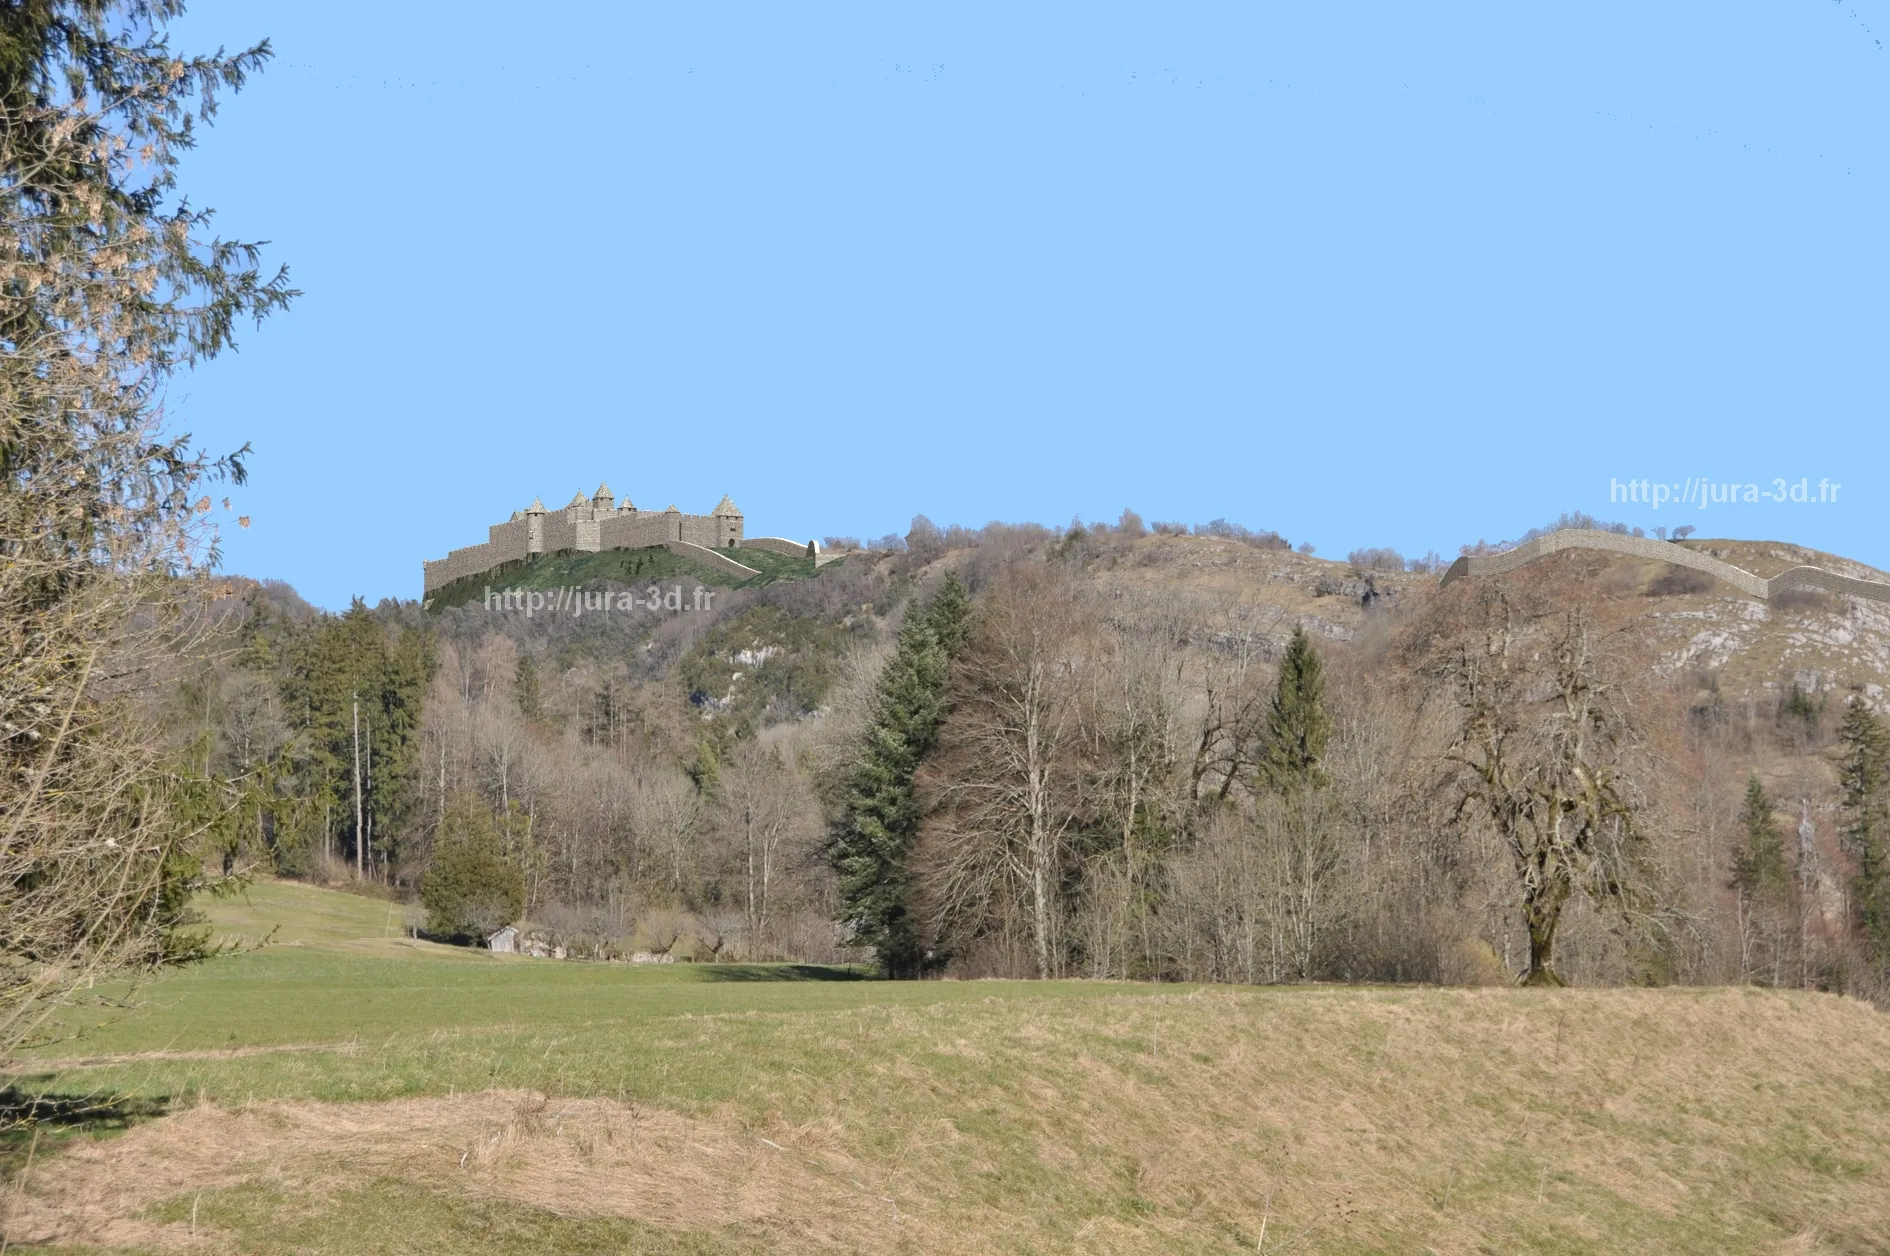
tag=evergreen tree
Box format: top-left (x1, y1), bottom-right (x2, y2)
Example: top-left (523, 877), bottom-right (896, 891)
top-left (689, 738), bottom-right (721, 798)
top-left (421, 793), bottom-right (524, 944)
top-left (514, 655), bottom-right (544, 721)
top-left (927, 572), bottom-right (973, 656)
top-left (0, 0), bottom-right (291, 1060)
top-left (1838, 701), bottom-right (1890, 968)
top-left (1257, 625), bottom-right (1331, 793)
top-left (831, 575), bottom-right (972, 977)
top-left (274, 602), bottom-right (434, 878)
top-left (1732, 775), bottom-right (1790, 901)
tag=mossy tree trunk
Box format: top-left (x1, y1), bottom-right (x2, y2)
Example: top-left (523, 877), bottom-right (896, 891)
top-left (1437, 590), bottom-right (1644, 990)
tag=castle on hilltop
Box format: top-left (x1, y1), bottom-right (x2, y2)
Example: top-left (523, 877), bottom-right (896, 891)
top-left (423, 485), bottom-right (821, 595)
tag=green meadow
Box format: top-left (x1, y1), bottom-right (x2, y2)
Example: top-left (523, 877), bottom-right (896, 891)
top-left (5, 880), bottom-right (1890, 1255)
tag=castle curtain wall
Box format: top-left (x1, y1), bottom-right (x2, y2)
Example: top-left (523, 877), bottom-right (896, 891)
top-left (425, 499), bottom-right (749, 594)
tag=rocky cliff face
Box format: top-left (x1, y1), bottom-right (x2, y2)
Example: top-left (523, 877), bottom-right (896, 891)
top-left (1081, 532), bottom-right (1890, 708)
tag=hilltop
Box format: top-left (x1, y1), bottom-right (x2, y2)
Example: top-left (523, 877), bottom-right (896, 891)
top-left (417, 523), bottom-right (1890, 710)
top-left (424, 543), bottom-right (841, 610)
top-left (1056, 530), bottom-right (1890, 699)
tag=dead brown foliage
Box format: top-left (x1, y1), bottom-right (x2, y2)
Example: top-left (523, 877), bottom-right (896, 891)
top-left (4, 1090), bottom-right (911, 1251)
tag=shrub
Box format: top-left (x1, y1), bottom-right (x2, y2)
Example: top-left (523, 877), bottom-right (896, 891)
top-left (1773, 586), bottom-right (1832, 613)
top-left (421, 794), bottom-right (524, 944)
top-left (1348, 547), bottom-right (1405, 573)
top-left (1194, 519), bottom-right (1291, 550)
top-left (1645, 565), bottom-right (1715, 597)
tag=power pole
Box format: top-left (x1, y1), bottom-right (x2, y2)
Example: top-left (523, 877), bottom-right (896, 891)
top-left (364, 718), bottom-right (374, 882)
top-left (352, 692), bottom-right (363, 880)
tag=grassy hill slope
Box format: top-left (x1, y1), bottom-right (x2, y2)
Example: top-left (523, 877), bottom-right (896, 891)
top-left (4, 882), bottom-right (1888, 1254)
top-left (426, 546), bottom-right (838, 610)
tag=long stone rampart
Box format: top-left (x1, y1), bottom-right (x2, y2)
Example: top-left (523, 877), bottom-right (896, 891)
top-left (664, 541), bottom-right (760, 578)
top-left (740, 536), bottom-right (816, 558)
top-left (1439, 530), bottom-right (1890, 604)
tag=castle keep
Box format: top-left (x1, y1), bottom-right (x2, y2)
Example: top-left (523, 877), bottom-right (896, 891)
top-left (422, 486), bottom-right (817, 595)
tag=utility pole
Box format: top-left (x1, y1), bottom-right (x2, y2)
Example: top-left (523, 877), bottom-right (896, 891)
top-left (364, 717), bottom-right (373, 881)
top-left (352, 692), bottom-right (363, 879)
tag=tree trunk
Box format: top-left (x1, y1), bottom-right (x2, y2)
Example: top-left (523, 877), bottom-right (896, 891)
top-left (1520, 880), bottom-right (1569, 986)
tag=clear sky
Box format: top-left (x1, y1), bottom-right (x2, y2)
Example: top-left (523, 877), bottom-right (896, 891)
top-left (163, 2), bottom-right (1888, 609)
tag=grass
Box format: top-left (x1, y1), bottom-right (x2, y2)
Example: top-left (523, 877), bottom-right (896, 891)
top-left (4, 881), bottom-right (1890, 1253)
top-left (426, 546), bottom-right (841, 609)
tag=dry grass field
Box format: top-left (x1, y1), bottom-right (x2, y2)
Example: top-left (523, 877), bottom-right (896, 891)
top-left (3, 882), bottom-right (1889, 1254)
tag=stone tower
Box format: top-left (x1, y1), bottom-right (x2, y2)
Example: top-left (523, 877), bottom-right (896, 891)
top-left (525, 497), bottom-right (547, 555)
top-left (713, 494), bottom-right (743, 549)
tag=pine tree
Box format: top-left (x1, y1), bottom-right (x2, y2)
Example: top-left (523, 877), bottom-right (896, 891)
top-left (1256, 625), bottom-right (1330, 793)
top-left (831, 576), bottom-right (971, 977)
top-left (927, 572), bottom-right (973, 657)
top-left (274, 602), bottom-right (434, 878)
top-left (1732, 775), bottom-right (1789, 901)
top-left (514, 655), bottom-right (544, 721)
top-left (1838, 701), bottom-right (1890, 968)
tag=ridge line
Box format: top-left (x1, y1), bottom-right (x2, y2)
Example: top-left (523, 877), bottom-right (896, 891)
top-left (1437, 529), bottom-right (1890, 604)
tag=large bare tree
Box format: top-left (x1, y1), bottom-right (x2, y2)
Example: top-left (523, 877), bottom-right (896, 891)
top-left (917, 563), bottom-right (1093, 977)
top-left (1434, 589), bottom-right (1645, 985)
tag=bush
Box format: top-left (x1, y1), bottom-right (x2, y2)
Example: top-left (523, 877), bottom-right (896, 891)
top-left (421, 794), bottom-right (524, 944)
top-left (1773, 586), bottom-right (1832, 613)
top-left (1348, 547), bottom-right (1405, 573)
top-left (1645, 565), bottom-right (1715, 597)
top-left (1193, 519), bottom-right (1291, 550)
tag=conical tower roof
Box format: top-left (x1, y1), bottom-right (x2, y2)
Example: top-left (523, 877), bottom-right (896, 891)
top-left (713, 494), bottom-right (743, 517)
top-left (526, 497), bottom-right (547, 514)
top-left (567, 490), bottom-right (590, 509)
top-left (593, 482), bottom-right (613, 502)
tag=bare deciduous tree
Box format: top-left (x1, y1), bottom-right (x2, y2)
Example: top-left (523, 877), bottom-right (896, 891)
top-left (1435, 590), bottom-right (1646, 985)
top-left (917, 564), bottom-right (1092, 977)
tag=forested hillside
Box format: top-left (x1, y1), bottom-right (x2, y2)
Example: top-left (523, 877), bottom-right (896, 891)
top-left (164, 514), bottom-right (1890, 1000)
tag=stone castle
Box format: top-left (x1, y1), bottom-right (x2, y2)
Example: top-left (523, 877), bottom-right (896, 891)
top-left (423, 485), bottom-right (821, 595)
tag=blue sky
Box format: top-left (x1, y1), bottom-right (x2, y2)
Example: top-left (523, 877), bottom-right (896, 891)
top-left (165, 2), bottom-right (1888, 609)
